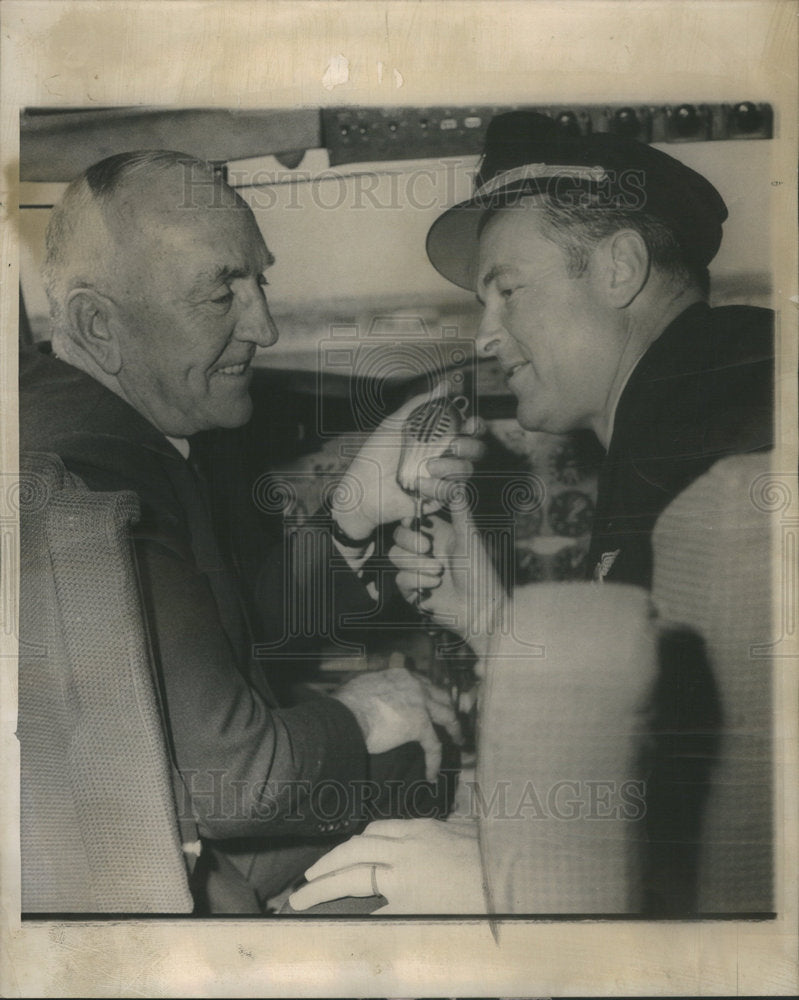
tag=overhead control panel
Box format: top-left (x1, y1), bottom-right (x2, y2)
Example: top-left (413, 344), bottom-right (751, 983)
top-left (322, 102), bottom-right (773, 166)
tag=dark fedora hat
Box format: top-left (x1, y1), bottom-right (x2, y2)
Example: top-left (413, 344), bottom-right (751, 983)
top-left (426, 110), bottom-right (728, 290)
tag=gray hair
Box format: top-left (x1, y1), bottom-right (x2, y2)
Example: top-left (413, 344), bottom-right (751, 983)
top-left (43, 150), bottom-right (218, 339)
top-left (483, 194), bottom-right (710, 297)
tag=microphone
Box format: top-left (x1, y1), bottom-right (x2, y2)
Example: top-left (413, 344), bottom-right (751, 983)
top-left (396, 393), bottom-right (469, 602)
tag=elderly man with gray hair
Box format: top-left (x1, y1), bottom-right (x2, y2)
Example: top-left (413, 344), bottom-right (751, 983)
top-left (20, 149), bottom-right (483, 913)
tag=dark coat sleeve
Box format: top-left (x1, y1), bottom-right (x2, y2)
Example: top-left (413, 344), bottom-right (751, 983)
top-left (188, 424), bottom-right (378, 658)
top-left (47, 430), bottom-right (370, 840)
top-left (252, 513), bottom-right (384, 659)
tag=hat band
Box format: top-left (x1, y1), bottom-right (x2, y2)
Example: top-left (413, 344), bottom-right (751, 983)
top-left (475, 162), bottom-right (608, 199)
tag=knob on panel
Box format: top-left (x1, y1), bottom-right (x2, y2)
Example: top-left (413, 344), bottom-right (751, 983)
top-left (555, 111), bottom-right (581, 137)
top-left (674, 104), bottom-right (699, 136)
top-left (733, 101), bottom-right (763, 133)
top-left (612, 107), bottom-right (640, 137)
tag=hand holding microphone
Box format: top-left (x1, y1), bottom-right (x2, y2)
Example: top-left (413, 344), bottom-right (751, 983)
top-left (389, 504), bottom-right (505, 664)
top-left (330, 381), bottom-right (485, 543)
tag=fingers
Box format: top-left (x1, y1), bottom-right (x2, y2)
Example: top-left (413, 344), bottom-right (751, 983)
top-left (462, 415), bottom-right (487, 438)
top-left (395, 570), bottom-right (441, 606)
top-left (418, 720), bottom-right (443, 783)
top-left (425, 455), bottom-right (475, 480)
top-left (289, 864), bottom-right (386, 910)
top-left (396, 515), bottom-right (452, 542)
top-left (449, 501), bottom-right (478, 546)
top-left (419, 498), bottom-right (443, 517)
top-left (419, 680), bottom-right (462, 745)
top-left (416, 592), bottom-right (437, 616)
top-left (400, 515), bottom-right (456, 548)
top-left (394, 568), bottom-right (442, 600)
top-left (304, 837), bottom-right (399, 881)
top-left (388, 546), bottom-right (443, 575)
top-left (417, 675), bottom-right (455, 710)
top-left (361, 817), bottom-right (434, 838)
top-left (439, 434), bottom-right (485, 463)
top-left (390, 523), bottom-right (445, 585)
top-left (394, 570), bottom-right (442, 593)
top-left (393, 522), bottom-right (433, 553)
top-left (416, 475), bottom-right (465, 506)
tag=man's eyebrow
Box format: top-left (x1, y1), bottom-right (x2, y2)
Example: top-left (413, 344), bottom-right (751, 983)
top-left (481, 264), bottom-right (516, 289)
top-left (476, 263), bottom-right (515, 305)
top-left (193, 252), bottom-right (276, 288)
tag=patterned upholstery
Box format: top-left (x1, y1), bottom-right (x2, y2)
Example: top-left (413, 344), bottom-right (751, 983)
top-left (479, 583), bottom-right (657, 914)
top-left (479, 452), bottom-right (773, 914)
top-left (652, 451), bottom-right (773, 913)
top-left (19, 452), bottom-right (194, 913)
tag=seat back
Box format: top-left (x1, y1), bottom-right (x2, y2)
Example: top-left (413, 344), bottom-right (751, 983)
top-left (652, 451), bottom-right (773, 913)
top-left (19, 452), bottom-right (194, 913)
top-left (478, 582), bottom-right (658, 914)
top-left (478, 452), bottom-right (774, 916)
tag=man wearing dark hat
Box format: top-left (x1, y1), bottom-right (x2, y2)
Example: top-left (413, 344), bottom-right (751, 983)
top-left (426, 110), bottom-right (774, 588)
top-left (287, 113), bottom-right (775, 916)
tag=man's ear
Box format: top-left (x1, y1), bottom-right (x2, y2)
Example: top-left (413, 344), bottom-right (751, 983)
top-left (65, 288), bottom-right (123, 375)
top-left (601, 229), bottom-right (650, 308)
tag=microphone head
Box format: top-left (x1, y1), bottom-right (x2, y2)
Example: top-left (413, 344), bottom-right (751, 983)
top-left (397, 396), bottom-right (469, 495)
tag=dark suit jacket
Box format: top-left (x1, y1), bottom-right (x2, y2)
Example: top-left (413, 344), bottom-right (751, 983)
top-left (20, 346), bottom-right (374, 844)
top-left (587, 302), bottom-right (774, 588)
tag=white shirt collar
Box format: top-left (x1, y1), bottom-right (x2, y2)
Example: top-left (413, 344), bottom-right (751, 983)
top-left (165, 436), bottom-right (190, 459)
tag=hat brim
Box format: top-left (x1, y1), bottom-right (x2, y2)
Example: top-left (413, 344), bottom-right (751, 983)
top-left (426, 179), bottom-right (570, 292)
top-left (427, 163), bottom-right (727, 292)
top-left (426, 199), bottom-right (489, 293)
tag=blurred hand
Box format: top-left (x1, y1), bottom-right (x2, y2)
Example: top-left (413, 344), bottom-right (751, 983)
top-left (390, 507), bottom-right (505, 662)
top-left (288, 817), bottom-right (486, 914)
top-left (332, 658), bottom-right (461, 782)
top-left (331, 382), bottom-right (486, 541)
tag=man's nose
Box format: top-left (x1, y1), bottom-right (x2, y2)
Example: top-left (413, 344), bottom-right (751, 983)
top-left (476, 306), bottom-right (503, 358)
top-left (235, 283), bottom-right (279, 348)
